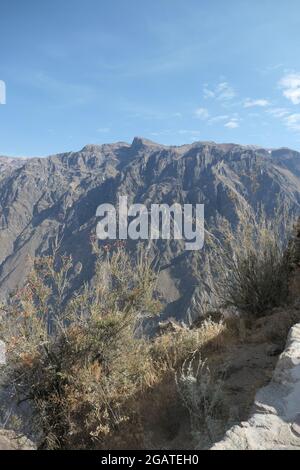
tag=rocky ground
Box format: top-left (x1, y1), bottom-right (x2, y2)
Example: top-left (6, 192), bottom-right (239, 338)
top-left (212, 323), bottom-right (300, 449)
top-left (0, 430), bottom-right (35, 450)
top-left (210, 227), bottom-right (300, 450)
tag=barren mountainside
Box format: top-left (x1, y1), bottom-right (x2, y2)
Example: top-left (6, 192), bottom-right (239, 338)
top-left (0, 138), bottom-right (300, 320)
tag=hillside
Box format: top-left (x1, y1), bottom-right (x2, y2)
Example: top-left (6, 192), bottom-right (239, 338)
top-left (0, 139), bottom-right (300, 322)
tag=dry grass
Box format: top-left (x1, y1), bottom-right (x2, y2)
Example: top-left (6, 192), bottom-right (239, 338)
top-left (1, 244), bottom-right (162, 449)
top-left (2, 208), bottom-right (295, 449)
top-left (0, 241), bottom-right (234, 450)
top-left (175, 354), bottom-right (225, 444)
top-left (151, 319), bottom-right (230, 372)
top-left (203, 207), bottom-right (294, 317)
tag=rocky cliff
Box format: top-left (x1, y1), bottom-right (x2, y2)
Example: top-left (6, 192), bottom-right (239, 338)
top-left (0, 139), bottom-right (300, 321)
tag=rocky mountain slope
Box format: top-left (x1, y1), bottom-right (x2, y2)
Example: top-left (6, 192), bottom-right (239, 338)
top-left (0, 138), bottom-right (300, 320)
top-left (0, 156), bottom-right (27, 180)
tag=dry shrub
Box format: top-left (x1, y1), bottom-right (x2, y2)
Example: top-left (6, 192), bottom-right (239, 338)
top-left (175, 354), bottom-right (225, 444)
top-left (0, 241), bottom-right (236, 450)
top-left (151, 319), bottom-right (229, 371)
top-left (1, 245), bottom-right (161, 449)
top-left (204, 207), bottom-right (294, 317)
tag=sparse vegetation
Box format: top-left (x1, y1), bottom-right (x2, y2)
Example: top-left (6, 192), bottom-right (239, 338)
top-left (0, 243), bottom-right (231, 449)
top-left (152, 319), bottom-right (229, 371)
top-left (175, 354), bottom-right (225, 444)
top-left (0, 211), bottom-right (298, 450)
top-left (204, 208), bottom-right (293, 317)
top-left (1, 245), bottom-right (162, 448)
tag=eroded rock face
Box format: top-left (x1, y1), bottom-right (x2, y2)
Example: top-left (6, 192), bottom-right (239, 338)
top-left (1, 139), bottom-right (300, 322)
top-left (211, 323), bottom-right (300, 450)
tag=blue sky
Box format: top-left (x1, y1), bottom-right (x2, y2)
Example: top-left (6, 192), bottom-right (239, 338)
top-left (1, 0), bottom-right (300, 156)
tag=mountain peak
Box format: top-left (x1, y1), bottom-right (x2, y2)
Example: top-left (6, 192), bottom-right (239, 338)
top-left (80, 144), bottom-right (103, 153)
top-left (131, 137), bottom-right (163, 149)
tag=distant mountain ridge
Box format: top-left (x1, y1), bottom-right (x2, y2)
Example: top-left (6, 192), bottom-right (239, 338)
top-left (0, 138), bottom-right (300, 321)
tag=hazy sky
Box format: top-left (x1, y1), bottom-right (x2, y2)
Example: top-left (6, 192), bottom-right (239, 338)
top-left (1, 0), bottom-right (300, 156)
